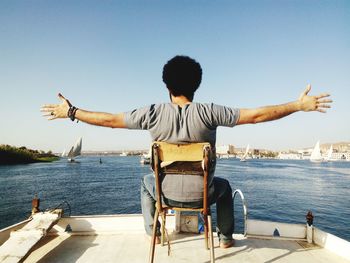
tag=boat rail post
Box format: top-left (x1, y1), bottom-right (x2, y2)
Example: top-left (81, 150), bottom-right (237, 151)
top-left (31, 194), bottom-right (40, 215)
top-left (306, 211), bottom-right (314, 243)
top-left (232, 189), bottom-right (248, 236)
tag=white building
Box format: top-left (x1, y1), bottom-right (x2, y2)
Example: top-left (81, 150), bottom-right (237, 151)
top-left (330, 152), bottom-right (350, 161)
top-left (216, 145), bottom-right (235, 155)
top-left (278, 152), bottom-right (302, 160)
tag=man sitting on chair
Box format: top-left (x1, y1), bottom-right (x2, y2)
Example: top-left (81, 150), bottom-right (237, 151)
top-left (41, 55), bottom-right (332, 248)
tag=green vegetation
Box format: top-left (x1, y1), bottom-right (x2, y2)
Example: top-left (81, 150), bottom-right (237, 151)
top-left (260, 151), bottom-right (278, 158)
top-left (0, 145), bottom-right (59, 165)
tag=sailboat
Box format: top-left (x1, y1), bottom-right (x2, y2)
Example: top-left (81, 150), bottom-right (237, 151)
top-left (325, 144), bottom-right (333, 162)
top-left (61, 149), bottom-right (67, 157)
top-left (240, 144), bottom-right (250, 162)
top-left (140, 153), bottom-right (151, 165)
top-left (140, 147), bottom-right (151, 165)
top-left (310, 141), bottom-right (323, 162)
top-left (67, 137), bottom-right (82, 162)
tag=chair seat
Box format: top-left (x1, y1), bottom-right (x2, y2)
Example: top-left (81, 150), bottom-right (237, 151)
top-left (163, 206), bottom-right (205, 212)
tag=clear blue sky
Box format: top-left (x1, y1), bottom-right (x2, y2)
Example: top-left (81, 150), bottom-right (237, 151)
top-left (0, 1), bottom-right (349, 152)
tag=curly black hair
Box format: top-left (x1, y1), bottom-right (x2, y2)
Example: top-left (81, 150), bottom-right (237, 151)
top-left (162, 55), bottom-right (202, 101)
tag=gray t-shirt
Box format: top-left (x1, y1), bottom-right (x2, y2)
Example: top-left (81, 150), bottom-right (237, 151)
top-left (124, 102), bottom-right (240, 202)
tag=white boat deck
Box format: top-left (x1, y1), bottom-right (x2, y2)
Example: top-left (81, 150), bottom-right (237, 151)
top-left (24, 233), bottom-right (348, 263)
top-left (1, 214), bottom-right (349, 263)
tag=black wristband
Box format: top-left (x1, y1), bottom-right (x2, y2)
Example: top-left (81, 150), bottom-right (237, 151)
top-left (68, 106), bottom-right (79, 121)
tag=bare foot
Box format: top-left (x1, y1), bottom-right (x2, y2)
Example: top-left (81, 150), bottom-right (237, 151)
top-left (220, 239), bottom-right (235, 249)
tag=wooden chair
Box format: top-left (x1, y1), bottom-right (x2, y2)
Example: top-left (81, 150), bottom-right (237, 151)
top-left (149, 141), bottom-right (215, 263)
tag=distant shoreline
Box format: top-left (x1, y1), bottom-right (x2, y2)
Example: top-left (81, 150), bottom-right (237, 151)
top-left (77, 141), bottom-right (350, 155)
top-left (0, 145), bottom-right (59, 165)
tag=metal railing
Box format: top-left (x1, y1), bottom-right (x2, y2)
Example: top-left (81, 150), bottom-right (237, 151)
top-left (232, 189), bottom-right (248, 236)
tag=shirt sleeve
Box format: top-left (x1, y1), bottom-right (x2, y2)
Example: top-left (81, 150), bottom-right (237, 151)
top-left (124, 105), bottom-right (154, 130)
top-left (210, 103), bottom-right (240, 127)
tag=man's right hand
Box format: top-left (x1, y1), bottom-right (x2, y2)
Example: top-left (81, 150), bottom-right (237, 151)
top-left (237, 84), bottom-right (332, 125)
top-left (298, 84), bottom-right (332, 113)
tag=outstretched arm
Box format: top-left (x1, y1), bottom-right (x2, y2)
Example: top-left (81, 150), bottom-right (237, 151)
top-left (236, 85), bottom-right (332, 125)
top-left (40, 93), bottom-right (127, 128)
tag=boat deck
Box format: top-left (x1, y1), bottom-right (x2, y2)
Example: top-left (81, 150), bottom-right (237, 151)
top-left (13, 214), bottom-right (347, 263)
top-left (0, 215), bottom-right (350, 263)
top-left (24, 232), bottom-right (349, 263)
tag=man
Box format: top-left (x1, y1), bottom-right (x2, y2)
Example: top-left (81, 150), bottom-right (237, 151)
top-left (41, 55), bottom-right (332, 248)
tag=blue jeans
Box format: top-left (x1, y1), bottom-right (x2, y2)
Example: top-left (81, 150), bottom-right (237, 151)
top-left (141, 173), bottom-right (234, 241)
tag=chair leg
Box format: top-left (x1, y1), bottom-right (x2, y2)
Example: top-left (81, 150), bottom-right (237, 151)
top-left (149, 209), bottom-right (159, 263)
top-left (204, 214), bottom-right (209, 250)
top-left (161, 212), bottom-right (166, 246)
top-left (208, 215), bottom-right (215, 263)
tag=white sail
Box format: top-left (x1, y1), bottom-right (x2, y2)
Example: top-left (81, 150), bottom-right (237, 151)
top-left (67, 146), bottom-right (74, 158)
top-left (325, 144), bottom-right (333, 161)
top-left (67, 137), bottom-right (82, 159)
top-left (310, 141), bottom-right (323, 162)
top-left (61, 149), bottom-right (67, 157)
top-left (240, 144), bottom-right (250, 162)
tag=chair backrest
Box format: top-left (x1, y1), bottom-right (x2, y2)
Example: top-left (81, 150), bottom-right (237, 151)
top-left (153, 141), bottom-right (210, 161)
top-left (151, 142), bottom-right (212, 213)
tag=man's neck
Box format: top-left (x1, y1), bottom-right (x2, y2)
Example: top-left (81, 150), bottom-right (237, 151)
top-left (170, 95), bottom-right (192, 108)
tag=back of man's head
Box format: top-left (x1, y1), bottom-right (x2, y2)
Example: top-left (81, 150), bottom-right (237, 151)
top-left (162, 55), bottom-right (202, 101)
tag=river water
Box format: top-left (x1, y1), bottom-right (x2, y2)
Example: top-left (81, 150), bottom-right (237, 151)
top-left (0, 157), bottom-right (349, 241)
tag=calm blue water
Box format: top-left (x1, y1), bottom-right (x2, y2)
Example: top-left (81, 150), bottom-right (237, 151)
top-left (0, 157), bottom-right (349, 241)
